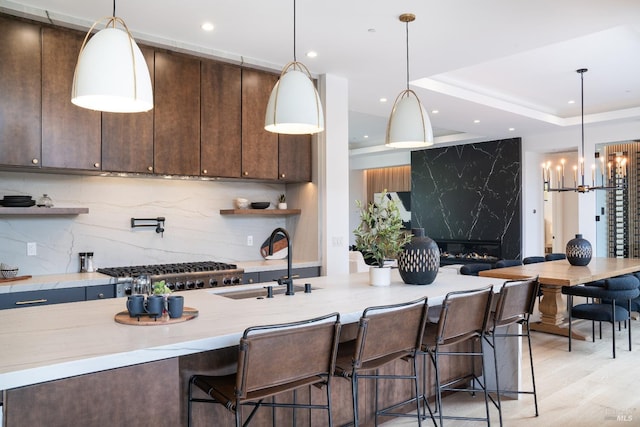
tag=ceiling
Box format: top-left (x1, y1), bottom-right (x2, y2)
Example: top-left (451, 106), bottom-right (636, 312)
top-left (2, 0), bottom-right (640, 156)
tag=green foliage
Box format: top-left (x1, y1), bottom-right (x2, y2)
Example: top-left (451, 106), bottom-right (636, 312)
top-left (152, 280), bottom-right (172, 295)
top-left (278, 194), bottom-right (286, 203)
top-left (353, 190), bottom-right (411, 267)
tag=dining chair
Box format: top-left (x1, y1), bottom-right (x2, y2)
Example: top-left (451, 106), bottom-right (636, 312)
top-left (494, 259), bottom-right (522, 269)
top-left (544, 253), bottom-right (566, 261)
top-left (421, 285), bottom-right (494, 426)
top-left (187, 312), bottom-right (341, 427)
top-left (334, 297), bottom-right (430, 427)
top-left (562, 276), bottom-right (640, 358)
top-left (459, 263), bottom-right (492, 276)
top-left (522, 256), bottom-right (545, 265)
top-left (484, 277), bottom-right (540, 426)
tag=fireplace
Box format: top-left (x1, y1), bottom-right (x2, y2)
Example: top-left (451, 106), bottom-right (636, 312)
top-left (435, 239), bottom-right (502, 266)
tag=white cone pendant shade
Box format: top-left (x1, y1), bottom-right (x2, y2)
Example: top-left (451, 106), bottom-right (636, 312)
top-left (72, 21), bottom-right (153, 113)
top-left (385, 89), bottom-right (433, 148)
top-left (265, 62), bottom-right (324, 135)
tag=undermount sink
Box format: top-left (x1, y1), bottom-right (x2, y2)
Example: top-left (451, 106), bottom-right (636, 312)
top-left (218, 284), bottom-right (317, 300)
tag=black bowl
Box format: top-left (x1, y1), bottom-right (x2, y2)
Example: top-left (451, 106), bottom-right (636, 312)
top-left (251, 202), bottom-right (270, 209)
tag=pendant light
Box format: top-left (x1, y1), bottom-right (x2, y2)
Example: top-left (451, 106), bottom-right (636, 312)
top-left (385, 13), bottom-right (433, 148)
top-left (264, 0), bottom-right (324, 135)
top-left (542, 68), bottom-right (626, 193)
top-left (71, 0), bottom-right (153, 113)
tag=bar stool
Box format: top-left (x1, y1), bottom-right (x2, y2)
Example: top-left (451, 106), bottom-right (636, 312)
top-left (484, 277), bottom-right (540, 427)
top-left (187, 312), bottom-right (341, 427)
top-left (334, 297), bottom-right (430, 427)
top-left (421, 285), bottom-right (494, 426)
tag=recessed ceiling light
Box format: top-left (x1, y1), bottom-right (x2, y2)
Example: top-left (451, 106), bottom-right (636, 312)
top-left (431, 109), bottom-right (439, 114)
top-left (201, 22), bottom-right (214, 32)
top-left (379, 97), bottom-right (387, 103)
top-left (474, 119), bottom-right (480, 123)
top-left (568, 100), bottom-right (575, 104)
top-left (364, 135), bottom-right (369, 139)
top-left (508, 127), bottom-right (515, 131)
top-left (306, 51), bottom-right (318, 58)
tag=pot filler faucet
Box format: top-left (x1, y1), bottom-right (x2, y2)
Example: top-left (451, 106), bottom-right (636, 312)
top-left (267, 227), bottom-right (294, 295)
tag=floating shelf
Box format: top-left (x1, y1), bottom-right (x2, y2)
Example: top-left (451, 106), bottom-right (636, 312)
top-left (0, 207), bottom-right (89, 215)
top-left (220, 209), bottom-right (301, 216)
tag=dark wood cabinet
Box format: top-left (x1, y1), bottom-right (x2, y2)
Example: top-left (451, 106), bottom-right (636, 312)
top-left (0, 16), bottom-right (42, 168)
top-left (101, 47), bottom-right (155, 174)
top-left (153, 51), bottom-right (201, 176)
top-left (241, 68), bottom-right (279, 180)
top-left (278, 134), bottom-right (312, 182)
top-left (41, 27), bottom-right (102, 170)
top-left (201, 60), bottom-right (242, 178)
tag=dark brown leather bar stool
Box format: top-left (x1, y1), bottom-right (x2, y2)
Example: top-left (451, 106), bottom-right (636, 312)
top-left (421, 285), bottom-right (494, 426)
top-left (187, 312), bottom-right (341, 427)
top-left (484, 277), bottom-right (540, 427)
top-left (334, 297), bottom-right (430, 427)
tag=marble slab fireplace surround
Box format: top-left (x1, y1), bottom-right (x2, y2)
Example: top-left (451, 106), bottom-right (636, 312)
top-left (411, 138), bottom-right (522, 260)
top-left (0, 171), bottom-right (303, 275)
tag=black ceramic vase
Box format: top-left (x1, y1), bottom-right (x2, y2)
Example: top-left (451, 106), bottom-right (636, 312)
top-left (398, 228), bottom-right (440, 285)
top-left (566, 234), bottom-right (592, 266)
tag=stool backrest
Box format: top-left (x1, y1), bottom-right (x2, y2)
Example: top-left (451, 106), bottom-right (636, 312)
top-left (435, 286), bottom-right (493, 346)
top-left (352, 297), bottom-right (428, 369)
top-left (492, 277), bottom-right (539, 328)
top-left (236, 313), bottom-right (341, 398)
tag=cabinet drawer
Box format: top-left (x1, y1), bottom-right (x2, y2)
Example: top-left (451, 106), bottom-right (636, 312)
top-left (86, 284), bottom-right (115, 300)
top-left (0, 287), bottom-right (85, 310)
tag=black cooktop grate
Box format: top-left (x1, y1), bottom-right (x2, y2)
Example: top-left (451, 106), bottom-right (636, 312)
top-left (97, 261), bottom-right (239, 277)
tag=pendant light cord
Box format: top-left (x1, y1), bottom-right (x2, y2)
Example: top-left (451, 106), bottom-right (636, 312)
top-left (580, 69), bottom-right (586, 186)
top-left (405, 20), bottom-right (410, 90)
top-left (293, 0), bottom-right (297, 62)
top-left (113, 0), bottom-right (116, 17)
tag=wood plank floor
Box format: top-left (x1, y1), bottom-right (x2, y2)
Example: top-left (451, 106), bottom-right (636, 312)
top-left (383, 317), bottom-right (640, 426)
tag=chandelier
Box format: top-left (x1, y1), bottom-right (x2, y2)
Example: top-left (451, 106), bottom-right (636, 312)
top-left (542, 69), bottom-right (626, 193)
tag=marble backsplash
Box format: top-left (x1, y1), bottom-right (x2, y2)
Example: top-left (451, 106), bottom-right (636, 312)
top-left (411, 138), bottom-right (522, 259)
top-left (0, 171), bottom-right (301, 275)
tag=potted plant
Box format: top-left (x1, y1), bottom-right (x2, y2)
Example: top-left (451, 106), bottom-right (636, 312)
top-left (277, 194), bottom-right (287, 210)
top-left (353, 190), bottom-right (411, 286)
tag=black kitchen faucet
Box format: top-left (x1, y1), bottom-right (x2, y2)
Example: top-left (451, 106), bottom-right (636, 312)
top-left (267, 227), bottom-right (294, 295)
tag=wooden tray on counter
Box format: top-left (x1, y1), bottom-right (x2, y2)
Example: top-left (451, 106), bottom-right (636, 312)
top-left (114, 307), bottom-right (198, 326)
top-left (0, 275), bottom-right (32, 283)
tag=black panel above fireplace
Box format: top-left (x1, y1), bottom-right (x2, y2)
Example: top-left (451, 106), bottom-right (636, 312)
top-left (411, 138), bottom-right (522, 260)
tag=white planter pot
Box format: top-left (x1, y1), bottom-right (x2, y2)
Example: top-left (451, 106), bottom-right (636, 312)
top-left (369, 266), bottom-right (391, 287)
top-left (278, 202), bottom-right (288, 210)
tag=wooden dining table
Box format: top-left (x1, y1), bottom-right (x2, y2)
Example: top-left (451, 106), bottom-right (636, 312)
top-left (479, 257), bottom-right (640, 339)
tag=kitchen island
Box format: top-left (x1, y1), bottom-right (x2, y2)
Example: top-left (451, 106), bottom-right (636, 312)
top-left (0, 269), bottom-right (511, 426)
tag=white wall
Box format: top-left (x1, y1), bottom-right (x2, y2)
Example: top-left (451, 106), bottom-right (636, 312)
top-left (318, 74), bottom-right (350, 275)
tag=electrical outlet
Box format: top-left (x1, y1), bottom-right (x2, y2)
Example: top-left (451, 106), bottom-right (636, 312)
top-left (247, 235), bottom-right (253, 246)
top-left (27, 242), bottom-right (37, 256)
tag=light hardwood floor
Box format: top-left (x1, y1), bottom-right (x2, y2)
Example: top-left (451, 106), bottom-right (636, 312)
top-left (384, 317), bottom-right (640, 426)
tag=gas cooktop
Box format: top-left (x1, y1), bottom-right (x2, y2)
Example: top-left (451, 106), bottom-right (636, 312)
top-left (97, 261), bottom-right (240, 278)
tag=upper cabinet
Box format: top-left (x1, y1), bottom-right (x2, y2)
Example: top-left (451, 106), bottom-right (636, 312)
top-left (201, 60), bottom-right (242, 178)
top-left (0, 16), bottom-right (41, 168)
top-left (279, 134), bottom-right (312, 182)
top-left (241, 69), bottom-right (279, 180)
top-left (153, 51), bottom-right (201, 176)
top-left (41, 27), bottom-right (102, 170)
top-left (0, 14), bottom-right (312, 183)
top-left (101, 46), bottom-right (155, 174)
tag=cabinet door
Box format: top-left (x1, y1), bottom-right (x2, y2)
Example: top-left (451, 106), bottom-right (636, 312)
top-left (0, 287), bottom-right (85, 310)
top-left (42, 27), bottom-right (102, 170)
top-left (101, 46), bottom-right (155, 174)
top-left (241, 69), bottom-right (278, 180)
top-left (201, 60), bottom-right (242, 178)
top-left (153, 51), bottom-right (201, 176)
top-left (0, 16), bottom-right (41, 168)
top-left (278, 134), bottom-right (312, 182)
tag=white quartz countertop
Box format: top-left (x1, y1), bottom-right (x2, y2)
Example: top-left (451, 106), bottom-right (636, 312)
top-left (0, 269), bottom-right (502, 390)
